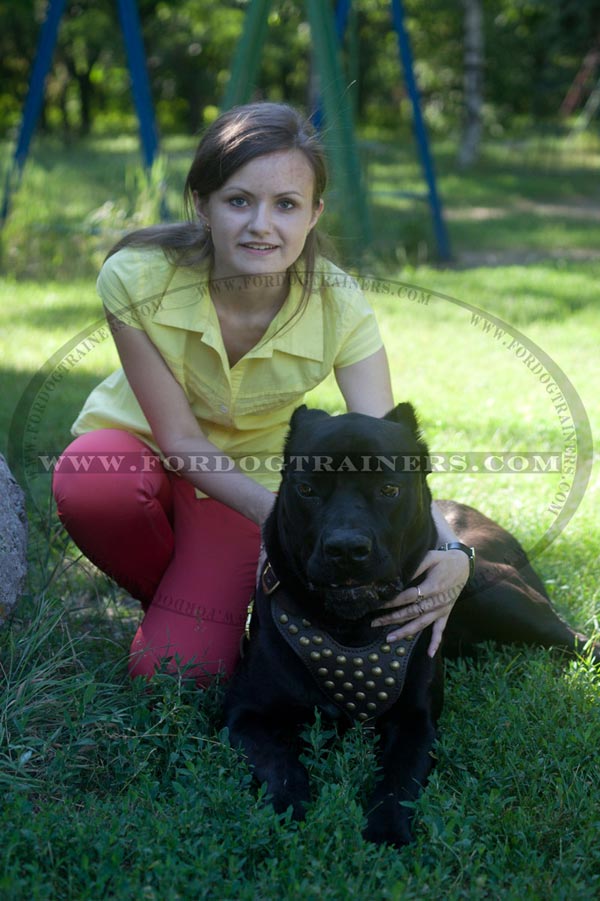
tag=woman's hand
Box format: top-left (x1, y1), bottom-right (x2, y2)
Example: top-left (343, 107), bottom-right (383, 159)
top-left (370, 549), bottom-right (470, 658)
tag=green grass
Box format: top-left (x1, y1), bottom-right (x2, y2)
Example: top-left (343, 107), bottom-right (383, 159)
top-left (363, 126), bottom-right (600, 265)
top-left (1, 128), bottom-right (600, 899)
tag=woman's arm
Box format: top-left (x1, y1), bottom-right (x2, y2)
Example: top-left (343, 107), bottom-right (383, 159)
top-left (106, 313), bottom-right (275, 526)
top-left (335, 346), bottom-right (470, 656)
top-left (334, 346), bottom-right (395, 416)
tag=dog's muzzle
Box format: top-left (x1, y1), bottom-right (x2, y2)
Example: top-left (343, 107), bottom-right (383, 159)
top-left (308, 579), bottom-right (404, 620)
top-left (322, 529), bottom-right (373, 566)
top-left (307, 528), bottom-right (401, 619)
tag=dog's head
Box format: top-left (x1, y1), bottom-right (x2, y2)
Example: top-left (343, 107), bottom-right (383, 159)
top-left (264, 402), bottom-right (435, 623)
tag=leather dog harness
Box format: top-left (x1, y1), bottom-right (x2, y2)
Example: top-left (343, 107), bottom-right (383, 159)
top-left (258, 559), bottom-right (422, 724)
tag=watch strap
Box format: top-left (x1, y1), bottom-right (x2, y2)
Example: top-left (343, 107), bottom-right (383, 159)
top-left (437, 541), bottom-right (475, 578)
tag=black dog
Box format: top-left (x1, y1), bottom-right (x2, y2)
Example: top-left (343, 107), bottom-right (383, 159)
top-left (223, 403), bottom-right (598, 848)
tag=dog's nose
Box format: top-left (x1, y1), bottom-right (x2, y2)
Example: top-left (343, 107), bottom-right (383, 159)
top-left (323, 530), bottom-right (373, 564)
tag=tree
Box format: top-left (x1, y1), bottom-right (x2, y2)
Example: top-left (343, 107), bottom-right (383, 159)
top-left (458, 0), bottom-right (483, 168)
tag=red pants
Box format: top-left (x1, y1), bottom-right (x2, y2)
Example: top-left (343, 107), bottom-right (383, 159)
top-left (52, 429), bottom-right (262, 685)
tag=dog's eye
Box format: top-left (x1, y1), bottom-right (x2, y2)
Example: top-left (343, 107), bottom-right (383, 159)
top-left (296, 482), bottom-right (316, 498)
top-left (380, 483), bottom-right (402, 498)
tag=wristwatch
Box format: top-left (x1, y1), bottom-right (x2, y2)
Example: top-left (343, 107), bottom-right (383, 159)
top-left (437, 541), bottom-right (476, 578)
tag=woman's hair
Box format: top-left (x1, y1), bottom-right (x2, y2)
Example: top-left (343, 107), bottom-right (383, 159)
top-left (107, 102), bottom-right (329, 295)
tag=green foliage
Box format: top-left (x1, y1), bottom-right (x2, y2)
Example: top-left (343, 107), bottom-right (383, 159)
top-left (0, 140), bottom-right (172, 279)
top-left (3, 0), bottom-right (600, 139)
top-left (2, 122), bottom-right (599, 278)
top-left (2, 587), bottom-right (599, 899)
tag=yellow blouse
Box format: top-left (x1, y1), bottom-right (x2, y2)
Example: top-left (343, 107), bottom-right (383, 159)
top-left (72, 246), bottom-right (383, 491)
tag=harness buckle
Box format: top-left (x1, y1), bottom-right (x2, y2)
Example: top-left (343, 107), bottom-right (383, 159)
top-left (261, 560), bottom-right (281, 596)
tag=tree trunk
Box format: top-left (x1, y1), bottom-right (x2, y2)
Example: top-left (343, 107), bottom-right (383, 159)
top-left (458, 0), bottom-right (484, 169)
top-left (76, 71), bottom-right (93, 137)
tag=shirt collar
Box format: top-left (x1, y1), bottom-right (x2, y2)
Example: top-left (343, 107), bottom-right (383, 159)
top-left (250, 271), bottom-right (323, 362)
top-left (151, 262), bottom-right (213, 332)
top-left (151, 261), bottom-right (324, 362)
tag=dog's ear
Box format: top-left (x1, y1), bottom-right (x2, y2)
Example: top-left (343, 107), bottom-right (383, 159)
top-left (383, 402), bottom-right (422, 438)
top-left (289, 404), bottom-right (330, 431)
top-left (284, 405), bottom-right (331, 458)
top-left (384, 402), bottom-right (430, 458)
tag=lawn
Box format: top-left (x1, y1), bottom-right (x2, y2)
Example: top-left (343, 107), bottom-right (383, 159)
top-left (1, 127), bottom-right (600, 900)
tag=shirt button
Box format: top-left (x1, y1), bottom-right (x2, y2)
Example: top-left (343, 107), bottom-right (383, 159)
top-left (219, 404), bottom-right (228, 413)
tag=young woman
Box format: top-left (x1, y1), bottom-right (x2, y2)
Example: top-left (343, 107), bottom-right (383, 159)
top-left (53, 102), bottom-right (469, 685)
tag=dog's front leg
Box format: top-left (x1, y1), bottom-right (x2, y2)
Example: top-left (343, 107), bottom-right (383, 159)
top-left (363, 703), bottom-right (438, 848)
top-left (227, 708), bottom-right (311, 820)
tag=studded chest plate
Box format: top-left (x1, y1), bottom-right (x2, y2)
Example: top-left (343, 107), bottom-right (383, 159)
top-left (271, 594), bottom-right (420, 723)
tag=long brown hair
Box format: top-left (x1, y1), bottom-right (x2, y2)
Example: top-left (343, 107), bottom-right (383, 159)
top-left (107, 102), bottom-right (329, 300)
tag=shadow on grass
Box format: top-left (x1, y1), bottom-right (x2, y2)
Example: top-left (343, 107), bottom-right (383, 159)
top-left (16, 302), bottom-right (107, 332)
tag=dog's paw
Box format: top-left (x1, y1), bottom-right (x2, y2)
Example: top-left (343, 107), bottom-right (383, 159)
top-left (363, 815), bottom-right (413, 848)
top-left (267, 769), bottom-right (311, 821)
top-left (363, 797), bottom-right (414, 848)
top-left (273, 796), bottom-right (309, 822)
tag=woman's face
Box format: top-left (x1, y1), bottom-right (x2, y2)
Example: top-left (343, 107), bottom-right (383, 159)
top-left (195, 149), bottom-right (324, 283)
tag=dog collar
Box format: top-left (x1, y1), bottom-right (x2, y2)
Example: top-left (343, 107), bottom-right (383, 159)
top-left (261, 561), bottom-right (421, 723)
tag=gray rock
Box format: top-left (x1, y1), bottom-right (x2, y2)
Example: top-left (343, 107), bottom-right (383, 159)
top-left (0, 454), bottom-right (28, 623)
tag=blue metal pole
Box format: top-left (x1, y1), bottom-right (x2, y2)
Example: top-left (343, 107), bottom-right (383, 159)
top-left (116, 0), bottom-right (159, 170)
top-left (334, 0), bottom-right (352, 38)
top-left (1, 0), bottom-right (66, 225)
top-left (390, 0), bottom-right (451, 261)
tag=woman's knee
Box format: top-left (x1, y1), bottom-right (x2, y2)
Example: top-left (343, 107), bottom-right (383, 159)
top-left (53, 429), bottom-right (171, 521)
top-left (52, 429), bottom-right (175, 604)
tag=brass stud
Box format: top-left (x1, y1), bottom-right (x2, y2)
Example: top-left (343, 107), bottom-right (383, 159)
top-left (396, 646), bottom-right (406, 656)
top-left (372, 666), bottom-right (383, 676)
top-left (336, 655), bottom-right (347, 664)
top-left (317, 667), bottom-right (328, 676)
top-left (390, 660), bottom-right (401, 670)
top-left (279, 614), bottom-right (289, 624)
top-left (322, 648), bottom-right (333, 657)
top-left (380, 643), bottom-right (391, 653)
top-left (334, 669), bottom-right (345, 679)
top-left (324, 681), bottom-right (335, 689)
top-left (384, 677), bottom-right (396, 687)
top-left (356, 691), bottom-right (366, 701)
top-left (346, 702), bottom-right (356, 711)
top-left (352, 657), bottom-right (364, 666)
top-left (377, 691), bottom-right (389, 701)
top-left (299, 636), bottom-right (310, 646)
top-left (312, 635), bottom-right (324, 645)
top-left (302, 619), bottom-right (311, 627)
top-left (367, 702), bottom-right (377, 711)
top-left (365, 680), bottom-right (375, 690)
top-left (354, 670), bottom-right (365, 680)
top-left (288, 624), bottom-right (298, 635)
top-left (334, 693), bottom-right (344, 702)
top-left (343, 682), bottom-right (354, 691)
top-left (358, 712), bottom-right (369, 721)
top-left (310, 651), bottom-right (321, 661)
top-left (368, 652), bottom-right (379, 663)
